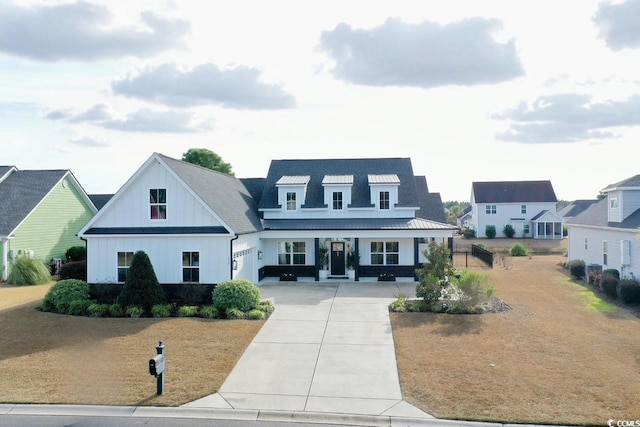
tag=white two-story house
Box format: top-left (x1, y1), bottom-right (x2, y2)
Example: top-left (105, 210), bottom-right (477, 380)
top-left (79, 153), bottom-right (456, 287)
top-left (468, 180), bottom-right (563, 239)
top-left (567, 175), bottom-right (640, 279)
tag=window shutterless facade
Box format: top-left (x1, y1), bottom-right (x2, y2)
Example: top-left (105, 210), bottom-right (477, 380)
top-left (602, 241), bottom-right (608, 266)
top-left (286, 192), bottom-right (296, 210)
top-left (117, 251), bottom-right (134, 283)
top-left (379, 191), bottom-right (390, 210)
top-left (278, 241), bottom-right (306, 264)
top-left (485, 205), bottom-right (496, 214)
top-left (370, 241), bottom-right (399, 265)
top-left (521, 205), bottom-right (527, 214)
top-left (182, 252), bottom-right (200, 282)
top-left (150, 189), bottom-right (167, 219)
top-left (332, 191), bottom-right (343, 210)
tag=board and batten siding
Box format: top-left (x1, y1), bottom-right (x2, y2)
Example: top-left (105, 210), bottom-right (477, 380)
top-left (90, 160), bottom-right (222, 229)
top-left (8, 178), bottom-right (94, 263)
top-left (87, 235), bottom-right (231, 284)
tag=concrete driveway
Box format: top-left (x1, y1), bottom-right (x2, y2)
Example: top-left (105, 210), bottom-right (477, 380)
top-left (184, 280), bottom-right (433, 418)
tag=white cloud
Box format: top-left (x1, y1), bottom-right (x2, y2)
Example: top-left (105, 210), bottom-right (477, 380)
top-left (69, 136), bottom-right (109, 147)
top-left (111, 63), bottom-right (296, 110)
top-left (318, 17), bottom-right (524, 88)
top-left (494, 93), bottom-right (640, 143)
top-left (47, 104), bottom-right (212, 133)
top-left (594, 0), bottom-right (640, 50)
top-left (0, 1), bottom-right (189, 61)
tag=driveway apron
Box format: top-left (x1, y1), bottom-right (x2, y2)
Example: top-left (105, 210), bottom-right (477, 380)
top-left (185, 281), bottom-right (432, 418)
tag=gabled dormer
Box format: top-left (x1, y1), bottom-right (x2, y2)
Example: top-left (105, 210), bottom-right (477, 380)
top-left (368, 174), bottom-right (400, 211)
top-left (322, 175), bottom-right (353, 211)
top-left (602, 174), bottom-right (640, 223)
top-left (276, 175), bottom-right (310, 212)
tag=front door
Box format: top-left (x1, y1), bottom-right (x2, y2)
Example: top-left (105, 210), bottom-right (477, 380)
top-left (330, 242), bottom-right (346, 276)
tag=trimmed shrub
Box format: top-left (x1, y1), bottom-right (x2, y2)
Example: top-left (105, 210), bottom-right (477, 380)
top-left (8, 255), bottom-right (51, 286)
top-left (257, 300), bottom-right (275, 314)
top-left (618, 280), bottom-right (640, 304)
top-left (503, 224), bottom-right (516, 238)
top-left (42, 279), bottom-right (90, 313)
top-left (58, 261), bottom-right (87, 281)
top-left (248, 309), bottom-right (265, 320)
top-left (177, 305), bottom-right (199, 317)
top-left (90, 284), bottom-right (121, 304)
top-left (568, 260), bottom-right (586, 280)
top-left (117, 251), bottom-right (166, 314)
top-left (600, 273), bottom-right (619, 298)
top-left (509, 243), bottom-right (528, 257)
top-left (462, 228), bottom-right (476, 238)
top-left (226, 307), bottom-right (245, 319)
top-left (212, 279), bottom-right (261, 312)
top-left (67, 299), bottom-right (91, 316)
top-left (603, 269), bottom-right (620, 280)
top-left (151, 304), bottom-right (172, 318)
top-left (485, 225), bottom-right (496, 239)
top-left (65, 246), bottom-right (87, 262)
top-left (389, 298), bottom-right (407, 313)
top-left (199, 305), bottom-right (220, 319)
top-left (108, 303), bottom-right (125, 317)
top-left (449, 270), bottom-right (494, 313)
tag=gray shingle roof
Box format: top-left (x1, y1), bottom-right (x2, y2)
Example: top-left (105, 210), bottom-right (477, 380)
top-left (602, 174), bottom-right (640, 191)
top-left (567, 198), bottom-right (640, 230)
top-left (159, 154), bottom-right (262, 235)
top-left (0, 166), bottom-right (15, 181)
top-left (259, 158), bottom-right (420, 209)
top-left (557, 199), bottom-right (598, 218)
top-left (472, 181), bottom-right (557, 203)
top-left (0, 169), bottom-right (68, 236)
top-left (88, 194), bottom-right (113, 211)
top-left (414, 176), bottom-right (447, 223)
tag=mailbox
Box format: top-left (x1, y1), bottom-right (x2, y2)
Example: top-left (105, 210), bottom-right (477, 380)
top-left (149, 354), bottom-right (165, 376)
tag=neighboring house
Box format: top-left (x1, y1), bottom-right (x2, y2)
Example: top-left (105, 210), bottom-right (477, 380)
top-left (88, 194), bottom-right (114, 211)
top-left (457, 206), bottom-right (472, 229)
top-left (0, 166), bottom-right (97, 280)
top-left (567, 175), bottom-right (640, 279)
top-left (470, 180), bottom-right (563, 239)
top-left (79, 153), bottom-right (456, 285)
top-left (558, 199), bottom-right (599, 220)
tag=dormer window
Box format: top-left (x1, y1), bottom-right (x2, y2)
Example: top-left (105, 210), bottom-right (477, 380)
top-left (379, 191), bottom-right (390, 210)
top-left (150, 188), bottom-right (166, 219)
top-left (332, 191), bottom-right (343, 210)
top-left (610, 198), bottom-right (618, 209)
top-left (286, 192), bottom-right (297, 210)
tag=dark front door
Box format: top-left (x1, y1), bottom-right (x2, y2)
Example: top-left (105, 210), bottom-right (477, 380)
top-left (330, 242), bottom-right (345, 276)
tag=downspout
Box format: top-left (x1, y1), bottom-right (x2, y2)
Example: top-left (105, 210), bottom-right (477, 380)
top-left (230, 235), bottom-right (239, 280)
top-left (1, 236), bottom-right (15, 281)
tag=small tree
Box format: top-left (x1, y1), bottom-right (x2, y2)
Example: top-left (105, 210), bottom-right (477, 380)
top-left (485, 225), bottom-right (497, 239)
top-left (182, 148), bottom-right (234, 176)
top-left (415, 241), bottom-right (454, 310)
top-left (117, 251), bottom-right (166, 314)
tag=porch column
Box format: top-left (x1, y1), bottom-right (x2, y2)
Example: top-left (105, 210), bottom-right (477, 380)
top-left (1, 238), bottom-right (7, 281)
top-left (414, 238), bottom-right (420, 281)
top-left (314, 238), bottom-right (320, 281)
top-left (354, 238), bottom-right (359, 282)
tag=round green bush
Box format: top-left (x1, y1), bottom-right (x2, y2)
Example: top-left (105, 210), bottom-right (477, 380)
top-left (462, 228), bottom-right (476, 238)
top-left (58, 261), bottom-right (87, 281)
top-left (485, 225), bottom-right (496, 239)
top-left (600, 273), bottom-right (619, 298)
top-left (503, 224), bottom-right (516, 238)
top-left (226, 307), bottom-right (246, 319)
top-left (199, 305), bottom-right (220, 319)
top-left (248, 309), bottom-right (265, 320)
top-left (42, 279), bottom-right (90, 313)
top-left (568, 260), bottom-right (586, 280)
top-left (213, 279), bottom-right (261, 312)
top-left (65, 246), bottom-right (87, 262)
top-left (509, 243), bottom-right (528, 257)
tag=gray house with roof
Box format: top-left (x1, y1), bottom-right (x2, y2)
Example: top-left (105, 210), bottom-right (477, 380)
top-left (567, 175), bottom-right (640, 278)
top-left (0, 166), bottom-right (97, 280)
top-left (79, 153), bottom-right (455, 285)
top-left (469, 180), bottom-right (563, 239)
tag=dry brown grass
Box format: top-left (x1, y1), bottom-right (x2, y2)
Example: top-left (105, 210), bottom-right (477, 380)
top-left (0, 287), bottom-right (262, 406)
top-left (391, 255), bottom-right (640, 425)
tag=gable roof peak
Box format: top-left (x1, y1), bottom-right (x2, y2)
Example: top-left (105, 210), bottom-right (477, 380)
top-left (602, 174), bottom-right (640, 192)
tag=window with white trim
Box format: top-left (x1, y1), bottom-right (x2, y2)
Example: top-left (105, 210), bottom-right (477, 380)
top-left (524, 224), bottom-right (530, 234)
top-left (486, 205), bottom-right (497, 214)
top-left (117, 251), bottom-right (134, 283)
top-left (286, 192), bottom-right (296, 210)
top-left (149, 189), bottom-right (167, 219)
top-left (278, 241), bottom-right (306, 264)
top-left (332, 191), bottom-right (343, 210)
top-left (370, 241), bottom-right (399, 265)
top-left (584, 238), bottom-right (588, 250)
top-left (182, 252), bottom-right (200, 282)
top-left (602, 241), bottom-right (608, 266)
top-left (379, 191), bottom-right (390, 210)
top-left (610, 198), bottom-right (618, 209)
top-left (521, 205), bottom-right (527, 214)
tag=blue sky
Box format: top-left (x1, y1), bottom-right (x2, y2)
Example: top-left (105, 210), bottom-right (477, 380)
top-left (1, 0), bottom-right (639, 201)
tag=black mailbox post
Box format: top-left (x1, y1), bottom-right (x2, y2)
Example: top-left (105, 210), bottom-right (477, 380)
top-left (149, 341), bottom-right (165, 395)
